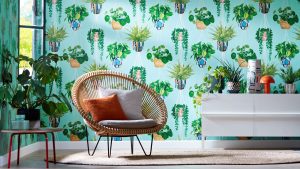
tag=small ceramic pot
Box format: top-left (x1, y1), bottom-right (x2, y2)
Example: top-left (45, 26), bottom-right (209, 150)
top-left (262, 31), bottom-right (268, 41)
top-left (153, 133), bottom-right (164, 141)
top-left (69, 59), bottom-right (80, 68)
top-left (285, 83), bottom-right (296, 94)
top-left (175, 3), bottom-right (186, 14)
top-left (217, 41), bottom-right (228, 52)
top-left (178, 32), bottom-right (183, 41)
top-left (259, 2), bottom-right (270, 14)
top-left (154, 20), bottom-right (164, 30)
top-left (239, 19), bottom-right (249, 30)
top-left (49, 117), bottom-right (60, 128)
top-left (49, 41), bottom-right (60, 52)
top-left (132, 41), bottom-right (144, 52)
top-left (196, 20), bottom-right (206, 30)
top-left (279, 20), bottom-right (291, 29)
top-left (70, 20), bottom-right (80, 31)
top-left (175, 79), bottom-right (186, 90)
top-left (93, 32), bottom-right (99, 42)
top-left (153, 58), bottom-right (165, 68)
top-left (196, 57), bottom-right (206, 68)
top-left (70, 134), bottom-right (81, 141)
top-left (91, 3), bottom-right (102, 14)
top-left (113, 57), bottom-right (122, 68)
top-left (281, 57), bottom-right (290, 67)
top-left (111, 20), bottom-right (122, 30)
top-left (227, 82), bottom-right (240, 93)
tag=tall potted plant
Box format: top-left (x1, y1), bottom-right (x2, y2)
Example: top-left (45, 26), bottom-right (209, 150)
top-left (219, 60), bottom-right (243, 93)
top-left (149, 4), bottom-right (173, 30)
top-left (211, 25), bottom-right (236, 52)
top-left (171, 104), bottom-right (189, 136)
top-left (129, 66), bottom-right (146, 84)
top-left (107, 42), bottom-right (131, 68)
top-left (273, 7), bottom-right (299, 29)
top-left (253, 0), bottom-right (273, 14)
top-left (275, 41), bottom-right (299, 67)
top-left (233, 4), bottom-right (257, 30)
top-left (87, 28), bottom-right (104, 58)
top-left (65, 5), bottom-right (89, 31)
top-left (84, 0), bottom-right (106, 14)
top-left (167, 0), bottom-right (190, 14)
top-left (169, 63), bottom-right (193, 90)
top-left (255, 28), bottom-right (273, 60)
top-left (104, 7), bottom-right (131, 30)
top-left (191, 42), bottom-right (215, 68)
top-left (146, 45), bottom-right (173, 68)
top-left (154, 125), bottom-right (173, 140)
top-left (171, 28), bottom-right (189, 60)
top-left (46, 0), bottom-right (63, 22)
top-left (150, 80), bottom-right (174, 98)
top-left (126, 26), bottom-right (151, 52)
top-left (191, 118), bottom-right (202, 140)
top-left (231, 45), bottom-right (257, 67)
top-left (213, 0), bottom-right (230, 22)
top-left (46, 25), bottom-right (67, 52)
top-left (63, 45), bottom-right (89, 68)
top-left (63, 121), bottom-right (86, 141)
top-left (279, 67), bottom-right (300, 94)
top-left (129, 0), bottom-right (146, 22)
top-left (188, 7), bottom-right (215, 30)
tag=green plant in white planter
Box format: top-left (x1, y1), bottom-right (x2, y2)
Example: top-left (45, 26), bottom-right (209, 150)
top-left (191, 42), bottom-right (215, 68)
top-left (129, 0), bottom-right (146, 22)
top-left (273, 7), bottom-right (299, 29)
top-left (213, 0), bottom-right (230, 22)
top-left (188, 7), bottom-right (215, 30)
top-left (149, 4), bottom-right (173, 30)
top-left (104, 7), bottom-right (131, 30)
top-left (63, 45), bottom-right (89, 68)
top-left (279, 67), bottom-right (300, 94)
top-left (253, 0), bottom-right (273, 14)
top-left (231, 45), bottom-right (257, 67)
top-left (65, 5), bottom-right (89, 31)
top-left (147, 45), bottom-right (173, 68)
top-left (191, 118), bottom-right (202, 140)
top-left (126, 25), bottom-right (151, 52)
top-left (255, 28), bottom-right (273, 60)
top-left (46, 0), bottom-right (63, 22)
top-left (107, 42), bottom-right (131, 68)
top-left (167, 0), bottom-right (190, 14)
top-left (83, 0), bottom-right (106, 14)
top-left (211, 25), bottom-right (236, 52)
top-left (233, 4), bottom-right (257, 30)
top-left (87, 29), bottom-right (104, 58)
top-left (171, 28), bottom-right (189, 60)
top-left (150, 80), bottom-right (173, 98)
top-left (275, 41), bottom-right (299, 67)
top-left (171, 104), bottom-right (189, 136)
top-left (46, 25), bottom-right (67, 52)
top-left (129, 66), bottom-right (146, 84)
top-left (169, 63), bottom-right (193, 90)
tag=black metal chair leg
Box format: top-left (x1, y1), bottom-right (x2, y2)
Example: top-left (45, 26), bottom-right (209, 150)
top-left (130, 136), bottom-right (134, 154)
top-left (136, 134), bottom-right (153, 156)
top-left (86, 126), bottom-right (102, 156)
top-left (107, 135), bottom-right (113, 158)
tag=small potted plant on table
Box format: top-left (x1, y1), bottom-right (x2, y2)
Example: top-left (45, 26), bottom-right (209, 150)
top-left (273, 7), bottom-right (299, 29)
top-left (188, 7), bottom-right (215, 30)
top-left (149, 4), bottom-right (173, 30)
top-left (167, 0), bottom-right (190, 14)
top-left (279, 67), bottom-right (300, 94)
top-left (275, 41), bottom-right (299, 67)
top-left (253, 0), bottom-right (273, 14)
top-left (169, 63), bottom-right (193, 90)
top-left (191, 118), bottom-right (202, 140)
top-left (219, 60), bottom-right (243, 93)
top-left (107, 42), bottom-right (131, 68)
top-left (171, 28), bottom-right (189, 60)
top-left (150, 80), bottom-right (174, 98)
top-left (46, 25), bottom-right (67, 52)
top-left (87, 28), bottom-right (104, 57)
top-left (255, 28), bottom-right (273, 60)
top-left (63, 121), bottom-right (86, 141)
top-left (233, 4), bottom-right (257, 30)
top-left (104, 7), bottom-right (130, 30)
top-left (146, 45), bottom-right (173, 68)
top-left (126, 25), bottom-right (151, 52)
top-left (213, 0), bottom-right (230, 22)
top-left (191, 42), bottom-right (215, 68)
top-left (65, 5), bottom-right (89, 31)
top-left (231, 45), bottom-right (257, 67)
top-left (84, 0), bottom-right (105, 14)
top-left (63, 45), bottom-right (89, 68)
top-left (211, 25), bottom-right (236, 52)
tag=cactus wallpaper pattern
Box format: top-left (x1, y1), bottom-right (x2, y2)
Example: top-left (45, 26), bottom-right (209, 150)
top-left (43, 0), bottom-right (300, 141)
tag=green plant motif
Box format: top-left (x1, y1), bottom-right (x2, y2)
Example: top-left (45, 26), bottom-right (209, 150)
top-left (63, 45), bottom-right (89, 64)
top-left (84, 63), bottom-right (108, 73)
top-left (213, 0), bottom-right (230, 22)
top-left (46, 25), bottom-right (68, 42)
top-left (188, 7), bottom-right (215, 29)
top-left (218, 59), bottom-right (243, 83)
top-left (55, 68), bottom-right (63, 94)
top-left (150, 80), bottom-right (173, 98)
top-left (233, 4), bottom-right (257, 28)
top-left (65, 5), bottom-right (89, 23)
top-left (279, 67), bottom-right (300, 84)
top-left (126, 25), bottom-right (151, 42)
top-left (273, 7), bottom-right (299, 28)
top-left (231, 45), bottom-right (257, 65)
top-left (149, 4), bottom-right (173, 22)
top-left (146, 45), bottom-right (173, 67)
top-left (87, 29), bottom-right (104, 58)
top-left (275, 41), bottom-right (299, 60)
top-left (171, 28), bottom-right (189, 60)
top-left (191, 118), bottom-right (202, 138)
top-left (211, 24), bottom-right (236, 42)
top-left (191, 42), bottom-right (215, 67)
top-left (169, 63), bottom-right (193, 80)
top-left (156, 125), bottom-right (173, 140)
top-left (65, 80), bottom-right (75, 100)
top-left (63, 121), bottom-right (86, 141)
top-left (104, 7), bottom-right (131, 28)
top-left (273, 83), bottom-right (285, 94)
top-left (129, 0), bottom-right (146, 22)
top-left (189, 84), bottom-right (205, 110)
top-left (171, 104), bottom-right (189, 136)
top-left (107, 42), bottom-right (131, 61)
top-left (255, 28), bottom-right (273, 60)
top-left (261, 62), bottom-right (278, 77)
top-left (46, 0), bottom-right (63, 22)
top-left (129, 66), bottom-right (147, 84)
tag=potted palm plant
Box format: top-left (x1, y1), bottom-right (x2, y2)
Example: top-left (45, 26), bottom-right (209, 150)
top-left (150, 80), bottom-right (174, 98)
top-left (231, 45), bottom-right (257, 67)
top-left (129, 0), bottom-right (146, 22)
top-left (63, 45), bottom-right (89, 68)
top-left (169, 63), bottom-right (193, 90)
top-left (46, 25), bottom-right (67, 52)
top-left (65, 5), bottom-right (89, 31)
top-left (275, 41), bottom-right (299, 67)
top-left (219, 60), bottom-right (243, 93)
top-left (46, 0), bottom-right (63, 22)
top-left (171, 104), bottom-right (189, 136)
top-left (104, 7), bottom-right (130, 30)
top-left (211, 25), bottom-right (236, 52)
top-left (253, 0), bottom-right (273, 14)
top-left (167, 0), bottom-right (190, 14)
top-left (84, 0), bottom-right (105, 14)
top-left (129, 66), bottom-right (146, 84)
top-left (107, 42), bottom-right (131, 68)
top-left (63, 121), bottom-right (86, 141)
top-left (273, 7), bottom-right (299, 29)
top-left (188, 7), bottom-right (215, 30)
top-left (233, 4), bottom-right (257, 30)
top-left (213, 0), bottom-right (230, 22)
top-left (147, 45), bottom-right (173, 68)
top-left (255, 28), bottom-right (273, 60)
top-left (171, 28), bottom-right (189, 60)
top-left (126, 25), bottom-right (151, 52)
top-left (154, 125), bottom-right (173, 140)
top-left (279, 67), bottom-right (300, 94)
top-left (191, 42), bottom-right (215, 68)
top-left (87, 28), bottom-right (104, 58)
top-left (191, 118), bottom-right (202, 140)
top-left (149, 4), bottom-right (173, 30)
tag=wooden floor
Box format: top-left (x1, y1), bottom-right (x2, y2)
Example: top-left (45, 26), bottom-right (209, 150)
top-left (6, 150), bottom-right (300, 169)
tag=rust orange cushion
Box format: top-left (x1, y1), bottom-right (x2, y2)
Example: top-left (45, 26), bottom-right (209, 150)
top-left (83, 94), bottom-right (128, 122)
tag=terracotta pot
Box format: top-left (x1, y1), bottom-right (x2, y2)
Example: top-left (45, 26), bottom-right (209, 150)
top-left (69, 59), bottom-right (80, 68)
top-left (259, 3), bottom-right (270, 14)
top-left (49, 117), bottom-right (60, 128)
top-left (111, 20), bottom-right (122, 30)
top-left (91, 3), bottom-right (102, 14)
top-left (70, 134), bottom-right (81, 141)
top-left (285, 83), bottom-right (296, 94)
top-left (175, 79), bottom-right (186, 90)
top-left (238, 57), bottom-right (248, 67)
top-left (217, 41), bottom-right (228, 52)
top-left (153, 58), bottom-right (165, 68)
top-left (177, 32), bottom-right (183, 41)
top-left (196, 20), bottom-right (206, 30)
top-left (153, 133), bottom-right (164, 141)
top-left (132, 41), bottom-right (144, 52)
top-left (227, 82), bottom-right (240, 93)
top-left (49, 41), bottom-right (60, 52)
top-left (175, 3), bottom-right (186, 14)
top-left (279, 20), bottom-right (291, 29)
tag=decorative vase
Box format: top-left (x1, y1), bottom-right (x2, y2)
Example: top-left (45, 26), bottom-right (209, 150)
top-left (111, 20), bottom-right (122, 30)
top-left (285, 83), bottom-right (296, 94)
top-left (238, 57), bottom-right (248, 67)
top-left (177, 32), bottom-right (183, 41)
top-left (196, 20), bottom-right (206, 30)
top-left (113, 57), bottom-right (122, 68)
top-left (175, 79), bottom-right (186, 90)
top-left (153, 133), bottom-right (164, 141)
top-left (227, 82), bottom-right (240, 93)
top-left (281, 57), bottom-right (290, 67)
top-left (49, 117), bottom-right (60, 128)
top-left (91, 3), bottom-right (102, 14)
top-left (70, 20), bottom-right (80, 31)
top-left (49, 41), bottom-right (60, 52)
top-left (132, 41), bottom-right (144, 52)
top-left (153, 58), bottom-right (165, 68)
top-left (70, 134), bottom-right (81, 141)
top-left (239, 19), bottom-right (249, 30)
top-left (175, 3), bottom-right (186, 14)
top-left (217, 41), bottom-right (228, 52)
top-left (279, 20), bottom-right (290, 29)
top-left (196, 57), bottom-right (206, 68)
top-left (259, 3), bottom-right (270, 14)
top-left (93, 32), bottom-right (99, 42)
top-left (262, 31), bottom-right (268, 41)
top-left (247, 59), bottom-right (261, 93)
top-left (154, 20), bottom-right (164, 30)
top-left (69, 59), bottom-right (80, 68)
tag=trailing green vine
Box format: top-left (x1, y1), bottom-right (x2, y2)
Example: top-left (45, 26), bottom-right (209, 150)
top-left (55, 68), bottom-right (63, 94)
top-left (87, 28), bottom-right (104, 58)
top-left (213, 0), bottom-right (230, 22)
top-left (129, 0), bottom-right (146, 22)
top-left (171, 104), bottom-right (189, 136)
top-left (255, 28), bottom-right (273, 60)
top-left (171, 28), bottom-right (189, 60)
top-left (46, 0), bottom-right (62, 22)
top-left (129, 66), bottom-right (147, 84)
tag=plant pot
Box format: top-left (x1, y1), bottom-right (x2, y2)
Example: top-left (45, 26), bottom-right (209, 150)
top-left (175, 79), bottom-right (186, 90)
top-left (70, 20), bottom-right (80, 31)
top-left (196, 20), bottom-right (206, 30)
top-left (136, 0), bottom-right (141, 4)
top-left (17, 109), bottom-right (40, 129)
top-left (69, 59), bottom-right (80, 68)
top-left (281, 57), bottom-right (290, 67)
top-left (70, 134), bottom-right (81, 141)
top-left (175, 3), bottom-right (186, 14)
top-left (111, 20), bottom-right (122, 30)
top-left (113, 57), bottom-right (122, 68)
top-left (49, 117), bottom-right (60, 128)
top-left (259, 3), bottom-right (270, 14)
top-left (52, 0), bottom-right (57, 4)
top-left (93, 32), bottom-right (99, 42)
top-left (285, 83), bottom-right (296, 94)
top-left (227, 82), bottom-right (240, 93)
top-left (196, 57), bottom-right (206, 68)
top-left (262, 31), bottom-right (268, 41)
top-left (154, 20), bottom-right (164, 30)
top-left (279, 20), bottom-right (291, 29)
top-left (239, 19), bottom-right (249, 30)
top-left (217, 41), bottom-right (228, 52)
top-left (238, 57), bottom-right (248, 67)
top-left (49, 41), bottom-right (60, 52)
top-left (153, 58), bottom-right (165, 68)
top-left (177, 107), bottom-right (184, 117)
top-left (197, 133), bottom-right (202, 140)
top-left (177, 32), bottom-right (183, 41)
top-left (91, 3), bottom-right (102, 14)
top-left (153, 133), bottom-right (164, 141)
top-left (132, 41), bottom-right (144, 52)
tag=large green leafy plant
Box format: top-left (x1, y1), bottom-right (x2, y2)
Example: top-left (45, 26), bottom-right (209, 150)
top-left (213, 0), bottom-right (230, 22)
top-left (156, 125), bottom-right (173, 140)
top-left (231, 45), bottom-right (257, 67)
top-left (279, 67), bottom-right (300, 84)
top-left (211, 25), bottom-right (236, 52)
top-left (169, 63), bottom-right (193, 81)
top-left (63, 121), bottom-right (86, 141)
top-left (87, 28), bottom-right (104, 57)
top-left (150, 80), bottom-right (173, 98)
top-left (255, 28), bottom-right (273, 60)
top-left (191, 42), bottom-right (215, 68)
top-left (188, 7), bottom-right (215, 30)
top-left (275, 41), bottom-right (299, 67)
top-left (191, 118), bottom-right (202, 138)
top-left (261, 62), bottom-right (278, 77)
top-left (126, 26), bottom-right (151, 42)
top-left (107, 42), bottom-right (131, 68)
top-left (63, 45), bottom-right (89, 65)
top-left (104, 7), bottom-right (130, 29)
top-left (171, 28), bottom-right (189, 60)
top-left (233, 4), bottom-right (257, 29)
top-left (65, 5), bottom-right (89, 23)
top-left (149, 4), bottom-right (173, 29)
top-left (46, 25), bottom-right (67, 42)
top-left (147, 45), bottom-right (173, 67)
top-left (273, 7), bottom-right (299, 29)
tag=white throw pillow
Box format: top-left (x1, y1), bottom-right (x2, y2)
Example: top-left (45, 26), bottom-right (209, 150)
top-left (99, 88), bottom-right (145, 120)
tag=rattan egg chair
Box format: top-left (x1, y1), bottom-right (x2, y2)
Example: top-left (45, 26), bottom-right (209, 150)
top-left (71, 70), bottom-right (167, 157)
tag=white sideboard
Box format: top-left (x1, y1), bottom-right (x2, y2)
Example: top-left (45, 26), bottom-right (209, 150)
top-left (201, 94), bottom-right (300, 148)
